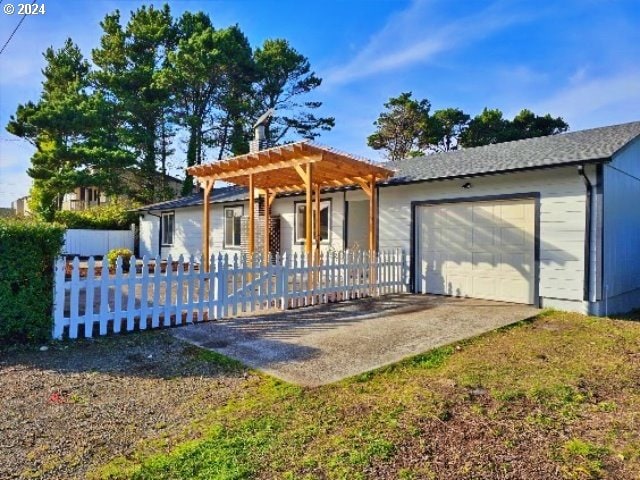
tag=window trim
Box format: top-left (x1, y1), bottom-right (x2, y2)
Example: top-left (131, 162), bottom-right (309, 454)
top-left (223, 204), bottom-right (245, 249)
top-left (160, 211), bottom-right (175, 246)
top-left (293, 198), bottom-right (332, 245)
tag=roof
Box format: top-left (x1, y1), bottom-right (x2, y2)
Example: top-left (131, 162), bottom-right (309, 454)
top-left (187, 140), bottom-right (393, 193)
top-left (139, 121), bottom-right (640, 212)
top-left (386, 120), bottom-right (640, 184)
top-left (137, 185), bottom-right (248, 212)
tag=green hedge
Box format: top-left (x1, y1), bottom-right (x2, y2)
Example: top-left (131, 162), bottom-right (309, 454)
top-left (54, 203), bottom-right (138, 230)
top-left (0, 219), bottom-right (65, 343)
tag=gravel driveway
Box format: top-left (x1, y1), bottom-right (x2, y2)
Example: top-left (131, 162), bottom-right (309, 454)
top-left (0, 333), bottom-right (251, 480)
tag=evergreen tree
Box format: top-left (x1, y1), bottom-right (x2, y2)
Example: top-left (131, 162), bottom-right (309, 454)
top-left (253, 39), bottom-right (334, 144)
top-left (92, 5), bottom-right (176, 203)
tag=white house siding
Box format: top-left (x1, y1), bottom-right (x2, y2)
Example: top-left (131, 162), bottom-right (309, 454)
top-left (272, 190), bottom-right (346, 255)
top-left (600, 138), bottom-right (640, 315)
top-left (140, 191), bottom-right (348, 260)
top-left (377, 167), bottom-right (590, 313)
top-left (139, 213), bottom-right (159, 258)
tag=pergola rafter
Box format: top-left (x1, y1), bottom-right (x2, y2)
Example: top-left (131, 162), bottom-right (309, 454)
top-left (186, 141), bottom-right (394, 271)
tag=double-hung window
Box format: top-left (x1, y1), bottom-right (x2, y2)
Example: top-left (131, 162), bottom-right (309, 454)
top-left (161, 211), bottom-right (175, 246)
top-left (224, 206), bottom-right (243, 248)
top-left (295, 200), bottom-right (330, 243)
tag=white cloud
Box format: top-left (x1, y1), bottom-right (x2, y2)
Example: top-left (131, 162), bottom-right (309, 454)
top-left (323, 0), bottom-right (535, 87)
top-left (534, 70), bottom-right (640, 129)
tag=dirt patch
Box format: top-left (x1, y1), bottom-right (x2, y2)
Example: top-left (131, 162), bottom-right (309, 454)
top-left (0, 332), bottom-right (250, 480)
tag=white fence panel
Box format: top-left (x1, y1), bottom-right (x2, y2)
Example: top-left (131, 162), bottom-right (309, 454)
top-left (52, 249), bottom-right (408, 340)
top-left (63, 227), bottom-right (135, 257)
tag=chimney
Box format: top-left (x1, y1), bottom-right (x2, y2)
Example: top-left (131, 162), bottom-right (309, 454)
top-left (249, 108), bottom-right (275, 153)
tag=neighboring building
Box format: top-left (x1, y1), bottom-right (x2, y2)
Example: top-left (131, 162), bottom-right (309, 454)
top-left (61, 171), bottom-right (183, 211)
top-left (137, 121), bottom-right (640, 316)
top-left (11, 195), bottom-right (30, 216)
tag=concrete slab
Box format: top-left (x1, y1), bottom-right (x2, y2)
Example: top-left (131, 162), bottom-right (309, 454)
top-left (170, 294), bottom-right (539, 386)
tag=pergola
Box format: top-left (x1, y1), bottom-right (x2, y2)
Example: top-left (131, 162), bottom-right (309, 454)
top-left (187, 141), bottom-right (394, 266)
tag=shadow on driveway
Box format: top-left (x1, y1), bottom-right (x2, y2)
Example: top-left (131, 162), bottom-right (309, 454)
top-left (170, 294), bottom-right (540, 386)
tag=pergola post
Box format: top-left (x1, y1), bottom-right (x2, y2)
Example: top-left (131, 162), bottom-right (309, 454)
top-left (314, 183), bottom-right (321, 265)
top-left (369, 175), bottom-right (377, 253)
top-left (202, 180), bottom-right (213, 272)
top-left (248, 173), bottom-right (255, 260)
top-left (305, 163), bottom-right (313, 259)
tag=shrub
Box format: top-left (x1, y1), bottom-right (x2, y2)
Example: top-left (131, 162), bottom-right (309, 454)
top-left (54, 202), bottom-right (139, 230)
top-left (0, 218), bottom-right (65, 343)
top-left (107, 248), bottom-right (133, 270)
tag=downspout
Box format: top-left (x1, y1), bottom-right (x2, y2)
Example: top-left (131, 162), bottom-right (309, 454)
top-left (578, 165), bottom-right (592, 302)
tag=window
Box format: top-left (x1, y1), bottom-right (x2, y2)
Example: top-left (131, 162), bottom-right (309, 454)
top-left (295, 200), bottom-right (330, 243)
top-left (161, 212), bottom-right (174, 246)
top-left (224, 206), bottom-right (243, 248)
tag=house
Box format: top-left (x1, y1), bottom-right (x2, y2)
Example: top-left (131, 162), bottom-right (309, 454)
top-left (11, 195), bottom-right (30, 216)
top-left (60, 171), bottom-right (184, 211)
top-left (138, 120), bottom-right (640, 316)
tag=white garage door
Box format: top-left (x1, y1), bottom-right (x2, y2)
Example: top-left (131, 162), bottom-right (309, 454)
top-left (418, 198), bottom-right (536, 304)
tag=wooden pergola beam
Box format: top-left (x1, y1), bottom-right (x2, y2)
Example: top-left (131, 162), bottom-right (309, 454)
top-left (202, 179), bottom-right (214, 271)
top-left (194, 155), bottom-right (322, 182)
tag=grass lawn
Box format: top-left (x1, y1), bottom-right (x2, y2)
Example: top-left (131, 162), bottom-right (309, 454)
top-left (87, 310), bottom-right (640, 480)
top-left (3, 309), bottom-right (639, 479)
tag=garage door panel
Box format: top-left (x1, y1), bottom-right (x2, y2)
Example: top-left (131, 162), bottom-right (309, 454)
top-left (500, 227), bottom-right (526, 246)
top-left (419, 198), bottom-right (535, 304)
top-left (472, 226), bottom-right (496, 247)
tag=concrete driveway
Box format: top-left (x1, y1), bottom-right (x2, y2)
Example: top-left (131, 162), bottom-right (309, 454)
top-left (170, 294), bottom-right (539, 386)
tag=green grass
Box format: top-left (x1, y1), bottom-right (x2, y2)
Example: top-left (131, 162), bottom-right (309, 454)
top-left (93, 311), bottom-right (640, 479)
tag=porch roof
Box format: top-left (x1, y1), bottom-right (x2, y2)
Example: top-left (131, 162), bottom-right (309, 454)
top-left (186, 140), bottom-right (393, 193)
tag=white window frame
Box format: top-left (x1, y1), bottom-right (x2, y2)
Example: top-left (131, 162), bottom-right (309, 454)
top-left (294, 199), bottom-right (331, 244)
top-left (224, 205), bottom-right (244, 248)
top-left (161, 211), bottom-right (175, 246)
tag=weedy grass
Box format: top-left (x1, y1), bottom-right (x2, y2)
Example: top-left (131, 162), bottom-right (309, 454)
top-left (94, 310), bottom-right (640, 479)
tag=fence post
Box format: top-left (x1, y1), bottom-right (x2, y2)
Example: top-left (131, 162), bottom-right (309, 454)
top-left (99, 252), bottom-right (110, 335)
top-left (52, 256), bottom-right (66, 340)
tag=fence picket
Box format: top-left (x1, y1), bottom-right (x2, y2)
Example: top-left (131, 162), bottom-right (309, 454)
top-left (176, 255), bottom-right (185, 325)
top-left (113, 257), bottom-right (124, 333)
top-left (139, 256), bottom-right (150, 329)
top-left (164, 255), bottom-right (174, 326)
top-left (99, 253), bottom-right (110, 335)
top-left (85, 257), bottom-right (96, 337)
top-left (151, 256), bottom-right (162, 328)
top-left (126, 256), bottom-right (137, 331)
top-left (69, 257), bottom-right (80, 339)
top-left (186, 255), bottom-right (195, 323)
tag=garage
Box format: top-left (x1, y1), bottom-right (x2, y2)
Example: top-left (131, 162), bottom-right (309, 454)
top-left (416, 196), bottom-right (537, 304)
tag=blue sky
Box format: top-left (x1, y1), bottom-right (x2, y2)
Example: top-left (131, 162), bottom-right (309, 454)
top-left (1, 0), bottom-right (639, 207)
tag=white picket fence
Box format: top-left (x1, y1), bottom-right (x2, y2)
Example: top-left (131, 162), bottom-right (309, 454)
top-left (52, 250), bottom-right (408, 339)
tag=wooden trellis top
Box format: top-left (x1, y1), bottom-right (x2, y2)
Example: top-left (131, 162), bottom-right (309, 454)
top-left (186, 141), bottom-right (394, 193)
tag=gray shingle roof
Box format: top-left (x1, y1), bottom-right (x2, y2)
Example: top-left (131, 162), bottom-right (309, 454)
top-left (137, 185), bottom-right (248, 211)
top-left (385, 120), bottom-right (640, 184)
top-left (138, 121), bottom-right (640, 211)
